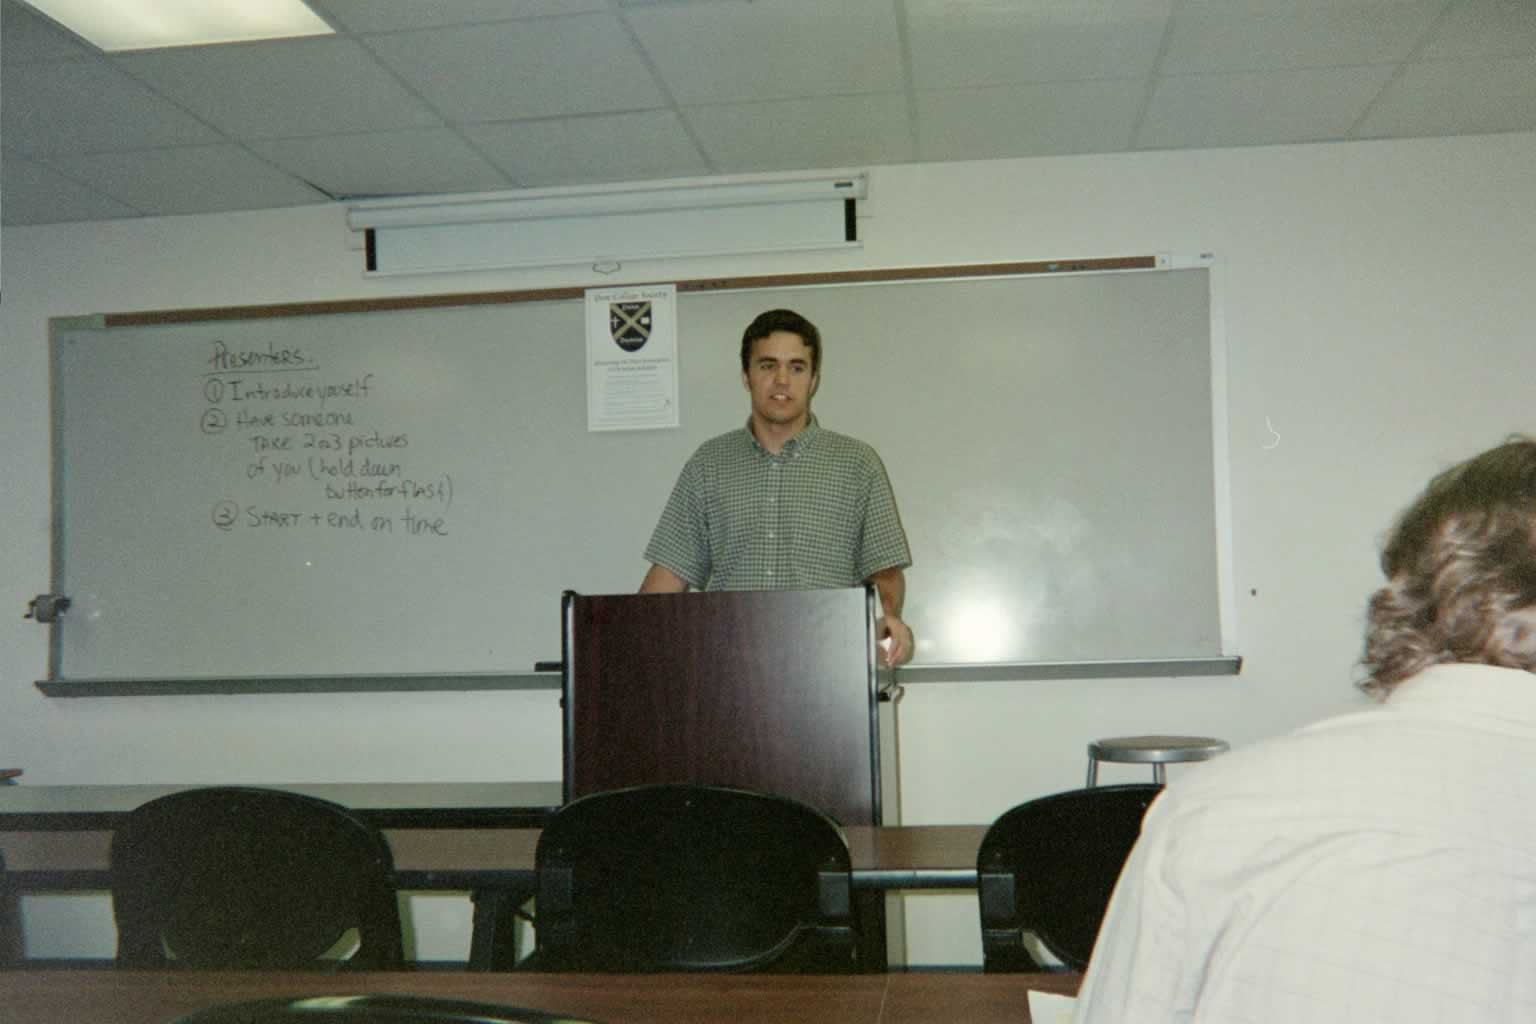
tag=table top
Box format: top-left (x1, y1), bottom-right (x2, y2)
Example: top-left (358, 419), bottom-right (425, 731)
top-left (0, 969), bottom-right (1082, 1024)
top-left (0, 782), bottom-right (564, 829)
top-left (0, 782), bottom-right (989, 892)
top-left (0, 823), bottom-right (989, 891)
top-left (384, 824), bottom-right (989, 888)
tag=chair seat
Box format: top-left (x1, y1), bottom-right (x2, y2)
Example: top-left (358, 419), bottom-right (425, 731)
top-left (1089, 735), bottom-right (1229, 763)
top-left (170, 994), bottom-right (599, 1023)
top-left (1087, 735), bottom-right (1229, 785)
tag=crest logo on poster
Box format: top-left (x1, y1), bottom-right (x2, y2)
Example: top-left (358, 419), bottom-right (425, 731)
top-left (609, 302), bottom-right (652, 352)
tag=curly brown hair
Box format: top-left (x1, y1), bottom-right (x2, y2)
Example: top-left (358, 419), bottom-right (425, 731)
top-left (1361, 436), bottom-right (1536, 697)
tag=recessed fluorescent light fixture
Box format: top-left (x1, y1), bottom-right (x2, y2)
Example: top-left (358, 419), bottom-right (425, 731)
top-left (22, 0), bottom-right (333, 52)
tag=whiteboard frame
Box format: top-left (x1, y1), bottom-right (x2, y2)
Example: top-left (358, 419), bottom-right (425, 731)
top-left (36, 256), bottom-right (1242, 696)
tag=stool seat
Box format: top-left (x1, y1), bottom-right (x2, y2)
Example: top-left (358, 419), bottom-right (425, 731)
top-left (1087, 735), bottom-right (1229, 786)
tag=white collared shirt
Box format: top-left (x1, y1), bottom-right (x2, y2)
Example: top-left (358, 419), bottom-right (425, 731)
top-left (1073, 663), bottom-right (1536, 1024)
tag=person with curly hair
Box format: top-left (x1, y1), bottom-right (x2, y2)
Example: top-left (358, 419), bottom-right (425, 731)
top-left (1073, 436), bottom-right (1536, 1024)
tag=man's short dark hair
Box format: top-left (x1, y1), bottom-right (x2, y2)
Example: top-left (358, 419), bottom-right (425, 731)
top-left (740, 309), bottom-right (821, 376)
top-left (1361, 435), bottom-right (1536, 696)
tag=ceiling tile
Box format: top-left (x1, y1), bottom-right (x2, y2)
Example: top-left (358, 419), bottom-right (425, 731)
top-left (626, 0), bottom-right (903, 105)
top-left (1, 0), bottom-right (1529, 228)
top-left (2, 57), bottom-right (222, 156)
top-left (365, 14), bottom-right (666, 122)
top-left (686, 93), bottom-right (914, 172)
top-left (313, 0), bottom-right (605, 33)
top-left (1356, 55), bottom-right (1536, 138)
top-left (46, 145), bottom-right (328, 217)
top-left (1139, 66), bottom-right (1396, 150)
top-left (1417, 0), bottom-right (1536, 60)
top-left (0, 153), bottom-right (140, 225)
top-left (1, 0), bottom-right (94, 62)
top-left (1163, 1), bottom-right (1448, 74)
top-left (464, 111), bottom-right (709, 187)
top-left (905, 0), bottom-right (1171, 89)
top-left (114, 36), bottom-right (442, 139)
top-left (248, 129), bottom-right (512, 199)
top-left (916, 79), bottom-right (1144, 160)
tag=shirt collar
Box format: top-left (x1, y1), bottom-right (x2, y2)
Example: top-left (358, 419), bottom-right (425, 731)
top-left (1386, 662), bottom-right (1536, 731)
top-left (743, 413), bottom-right (820, 456)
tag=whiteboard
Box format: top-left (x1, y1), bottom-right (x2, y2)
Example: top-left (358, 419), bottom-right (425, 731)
top-left (49, 263), bottom-right (1223, 685)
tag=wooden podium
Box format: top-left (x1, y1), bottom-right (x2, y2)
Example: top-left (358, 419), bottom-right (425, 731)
top-left (560, 587), bottom-right (882, 827)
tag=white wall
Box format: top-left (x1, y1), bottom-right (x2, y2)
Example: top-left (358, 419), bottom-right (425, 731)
top-left (5, 131), bottom-right (1535, 964)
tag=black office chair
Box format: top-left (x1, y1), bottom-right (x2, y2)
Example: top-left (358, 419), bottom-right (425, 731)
top-left (977, 784), bottom-right (1161, 972)
top-left (110, 786), bottom-right (405, 969)
top-left (0, 848), bottom-right (23, 966)
top-left (524, 783), bottom-right (860, 973)
top-left (169, 994), bottom-right (598, 1023)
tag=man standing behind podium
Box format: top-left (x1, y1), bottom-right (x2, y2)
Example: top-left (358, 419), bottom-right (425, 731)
top-left (640, 309), bottom-right (914, 667)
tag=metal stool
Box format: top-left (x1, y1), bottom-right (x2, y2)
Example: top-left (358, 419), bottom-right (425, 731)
top-left (1086, 735), bottom-right (1229, 786)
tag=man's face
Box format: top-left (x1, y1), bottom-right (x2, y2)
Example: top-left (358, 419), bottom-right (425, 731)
top-left (742, 330), bottom-right (818, 429)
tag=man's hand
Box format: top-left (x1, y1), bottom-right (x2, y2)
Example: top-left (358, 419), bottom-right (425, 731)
top-left (876, 613), bottom-right (914, 667)
top-left (866, 566), bottom-right (912, 667)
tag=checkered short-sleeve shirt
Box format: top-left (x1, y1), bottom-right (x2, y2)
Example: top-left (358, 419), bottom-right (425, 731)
top-left (644, 417), bottom-right (911, 591)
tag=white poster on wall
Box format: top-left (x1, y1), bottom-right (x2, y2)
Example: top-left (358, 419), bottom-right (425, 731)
top-left (585, 284), bottom-right (679, 431)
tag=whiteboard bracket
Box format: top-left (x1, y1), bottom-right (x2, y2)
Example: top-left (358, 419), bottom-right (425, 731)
top-left (25, 594), bottom-right (71, 624)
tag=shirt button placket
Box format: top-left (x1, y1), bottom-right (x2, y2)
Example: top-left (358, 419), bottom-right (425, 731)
top-left (768, 457), bottom-right (783, 582)
top-left (765, 458), bottom-right (778, 582)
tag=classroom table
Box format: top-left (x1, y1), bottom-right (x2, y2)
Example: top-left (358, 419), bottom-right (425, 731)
top-left (0, 968), bottom-right (1083, 1024)
top-left (0, 782), bottom-right (564, 830)
top-left (0, 785), bottom-right (990, 970)
top-left (0, 782), bottom-right (558, 970)
top-left (0, 784), bottom-right (985, 888)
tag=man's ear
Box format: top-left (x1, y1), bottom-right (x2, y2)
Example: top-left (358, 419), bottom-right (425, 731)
top-left (742, 369), bottom-right (751, 392)
top-left (810, 373), bottom-right (820, 397)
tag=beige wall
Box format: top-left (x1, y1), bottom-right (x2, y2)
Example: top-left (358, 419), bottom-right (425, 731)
top-left (4, 131), bottom-right (1535, 962)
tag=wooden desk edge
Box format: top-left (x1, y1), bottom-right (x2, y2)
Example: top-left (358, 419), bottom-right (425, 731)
top-left (0, 969), bottom-right (1083, 1024)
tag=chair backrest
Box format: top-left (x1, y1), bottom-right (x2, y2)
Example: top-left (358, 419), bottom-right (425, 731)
top-left (110, 786), bottom-right (404, 969)
top-left (533, 783), bottom-right (859, 972)
top-left (977, 784), bottom-right (1162, 972)
top-left (0, 848), bottom-right (23, 966)
top-left (170, 994), bottom-right (598, 1023)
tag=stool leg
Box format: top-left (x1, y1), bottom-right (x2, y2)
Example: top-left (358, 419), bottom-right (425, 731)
top-left (1086, 759), bottom-right (1098, 788)
top-left (1153, 763), bottom-right (1166, 786)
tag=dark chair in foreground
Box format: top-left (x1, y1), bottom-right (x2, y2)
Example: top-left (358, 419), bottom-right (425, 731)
top-left (170, 994), bottom-right (597, 1024)
top-left (0, 849), bottom-right (23, 966)
top-left (978, 784), bottom-right (1162, 972)
top-left (110, 786), bottom-right (405, 969)
top-left (524, 783), bottom-right (860, 973)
